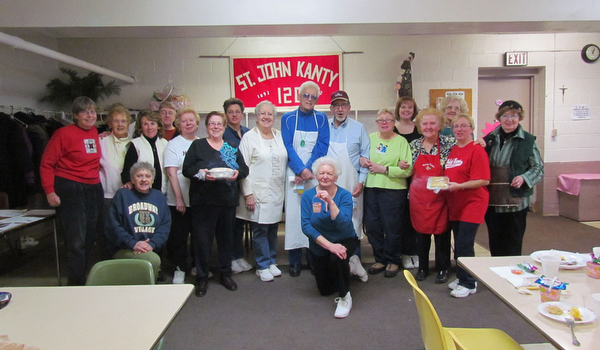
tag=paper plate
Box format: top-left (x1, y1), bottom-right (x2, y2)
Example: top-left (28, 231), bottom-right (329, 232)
top-left (530, 250), bottom-right (590, 270)
top-left (537, 302), bottom-right (596, 324)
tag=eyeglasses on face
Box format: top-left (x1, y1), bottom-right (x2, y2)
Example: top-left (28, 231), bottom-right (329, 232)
top-left (452, 124), bottom-right (472, 129)
top-left (500, 114), bottom-right (519, 120)
top-left (208, 122), bottom-right (224, 127)
top-left (302, 93), bottom-right (319, 101)
top-left (376, 119), bottom-right (394, 124)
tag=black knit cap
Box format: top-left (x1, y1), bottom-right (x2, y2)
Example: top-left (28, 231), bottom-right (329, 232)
top-left (498, 100), bottom-right (523, 111)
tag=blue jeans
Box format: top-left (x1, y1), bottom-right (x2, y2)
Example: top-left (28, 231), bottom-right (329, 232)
top-left (251, 222), bottom-right (278, 270)
top-left (363, 188), bottom-right (406, 265)
top-left (451, 221), bottom-right (479, 289)
top-left (54, 176), bottom-right (103, 286)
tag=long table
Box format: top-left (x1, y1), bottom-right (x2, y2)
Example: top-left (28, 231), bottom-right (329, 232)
top-left (458, 256), bottom-right (599, 350)
top-left (0, 284), bottom-right (194, 350)
top-left (0, 209), bottom-right (60, 284)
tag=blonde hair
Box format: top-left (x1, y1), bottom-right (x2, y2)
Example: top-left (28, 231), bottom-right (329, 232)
top-left (414, 108), bottom-right (444, 134)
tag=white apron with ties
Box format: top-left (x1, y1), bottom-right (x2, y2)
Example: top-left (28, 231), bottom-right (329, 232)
top-left (284, 112), bottom-right (319, 250)
top-left (327, 132), bottom-right (364, 239)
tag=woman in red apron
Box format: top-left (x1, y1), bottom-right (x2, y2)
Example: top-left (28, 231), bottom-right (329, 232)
top-left (404, 108), bottom-right (455, 283)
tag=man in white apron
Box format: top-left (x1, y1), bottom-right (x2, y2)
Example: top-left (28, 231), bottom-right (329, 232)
top-left (281, 81), bottom-right (330, 277)
top-left (328, 91), bottom-right (370, 282)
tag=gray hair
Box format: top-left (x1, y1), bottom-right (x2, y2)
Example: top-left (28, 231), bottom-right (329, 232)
top-left (299, 81), bottom-right (320, 96)
top-left (312, 156), bottom-right (342, 177)
top-left (130, 161), bottom-right (155, 179)
top-left (254, 100), bottom-right (277, 116)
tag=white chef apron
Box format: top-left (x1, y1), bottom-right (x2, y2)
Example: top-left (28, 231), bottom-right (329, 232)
top-left (284, 111), bottom-right (319, 250)
top-left (327, 131), bottom-right (364, 239)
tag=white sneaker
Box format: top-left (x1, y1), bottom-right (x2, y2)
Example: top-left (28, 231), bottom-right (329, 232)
top-left (232, 260), bottom-right (243, 274)
top-left (411, 255), bottom-right (419, 269)
top-left (450, 285), bottom-right (477, 298)
top-left (255, 269), bottom-right (274, 282)
top-left (236, 258), bottom-right (253, 271)
top-left (448, 278), bottom-right (477, 290)
top-left (334, 292), bottom-right (352, 318)
top-left (402, 255), bottom-right (415, 269)
top-left (349, 255), bottom-right (368, 282)
top-left (448, 278), bottom-right (460, 290)
top-left (269, 264), bottom-right (282, 277)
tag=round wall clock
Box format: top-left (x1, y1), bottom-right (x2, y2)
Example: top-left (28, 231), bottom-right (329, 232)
top-left (581, 44), bottom-right (599, 63)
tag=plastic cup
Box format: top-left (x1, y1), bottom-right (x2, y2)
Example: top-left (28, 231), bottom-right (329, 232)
top-left (593, 247), bottom-right (600, 257)
top-left (593, 293), bottom-right (600, 316)
top-left (540, 255), bottom-right (561, 278)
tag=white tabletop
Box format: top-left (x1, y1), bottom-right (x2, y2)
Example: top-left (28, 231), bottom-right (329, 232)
top-left (0, 284), bottom-right (194, 350)
top-left (458, 256), bottom-right (600, 350)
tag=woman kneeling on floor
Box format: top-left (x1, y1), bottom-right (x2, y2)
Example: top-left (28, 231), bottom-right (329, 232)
top-left (301, 156), bottom-right (358, 319)
top-left (107, 161), bottom-right (171, 280)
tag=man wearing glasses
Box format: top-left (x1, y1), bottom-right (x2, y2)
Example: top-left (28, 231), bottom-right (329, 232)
top-left (328, 91), bottom-right (370, 282)
top-left (281, 81), bottom-right (330, 277)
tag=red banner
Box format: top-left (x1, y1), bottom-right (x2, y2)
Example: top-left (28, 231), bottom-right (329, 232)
top-left (231, 54), bottom-right (342, 108)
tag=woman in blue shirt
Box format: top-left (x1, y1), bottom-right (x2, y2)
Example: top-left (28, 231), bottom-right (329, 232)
top-left (301, 156), bottom-right (357, 319)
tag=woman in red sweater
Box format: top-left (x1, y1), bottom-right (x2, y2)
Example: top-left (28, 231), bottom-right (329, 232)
top-left (40, 96), bottom-right (103, 285)
top-left (443, 114), bottom-right (490, 298)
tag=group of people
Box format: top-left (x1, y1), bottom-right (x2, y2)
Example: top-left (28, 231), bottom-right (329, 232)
top-left (39, 83), bottom-right (543, 319)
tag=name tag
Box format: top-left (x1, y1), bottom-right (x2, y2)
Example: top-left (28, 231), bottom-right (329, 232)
top-left (312, 202), bottom-right (322, 213)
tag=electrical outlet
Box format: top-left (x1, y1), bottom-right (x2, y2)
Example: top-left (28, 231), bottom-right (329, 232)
top-left (551, 129), bottom-right (558, 137)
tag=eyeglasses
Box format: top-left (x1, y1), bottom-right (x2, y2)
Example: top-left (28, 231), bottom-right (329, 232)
top-left (452, 124), bottom-right (472, 129)
top-left (376, 119), bottom-right (394, 124)
top-left (332, 103), bottom-right (349, 109)
top-left (208, 122), bottom-right (224, 127)
top-left (500, 114), bottom-right (520, 120)
top-left (302, 93), bottom-right (319, 101)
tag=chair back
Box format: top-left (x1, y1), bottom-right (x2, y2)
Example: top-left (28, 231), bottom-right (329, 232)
top-left (86, 259), bottom-right (155, 286)
top-left (403, 270), bottom-right (451, 350)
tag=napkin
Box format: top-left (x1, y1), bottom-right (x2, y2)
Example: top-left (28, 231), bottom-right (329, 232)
top-left (489, 266), bottom-right (538, 288)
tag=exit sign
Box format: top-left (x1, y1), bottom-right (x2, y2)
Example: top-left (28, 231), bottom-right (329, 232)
top-left (505, 52), bottom-right (528, 66)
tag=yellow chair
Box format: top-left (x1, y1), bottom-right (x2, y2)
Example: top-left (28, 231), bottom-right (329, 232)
top-left (403, 270), bottom-right (524, 350)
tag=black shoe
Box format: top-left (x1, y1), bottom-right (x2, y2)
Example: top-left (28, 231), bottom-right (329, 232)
top-left (367, 263), bottom-right (386, 275)
top-left (383, 264), bottom-right (400, 278)
top-left (220, 276), bottom-right (238, 291)
top-left (434, 270), bottom-right (449, 284)
top-left (156, 270), bottom-right (167, 283)
top-left (289, 264), bottom-right (301, 277)
top-left (415, 270), bottom-right (428, 281)
top-left (195, 279), bottom-right (208, 297)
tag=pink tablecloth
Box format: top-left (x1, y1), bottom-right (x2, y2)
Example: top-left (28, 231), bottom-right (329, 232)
top-left (557, 173), bottom-right (600, 196)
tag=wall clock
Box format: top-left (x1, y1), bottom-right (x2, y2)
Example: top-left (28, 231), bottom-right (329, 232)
top-left (581, 44), bottom-right (599, 63)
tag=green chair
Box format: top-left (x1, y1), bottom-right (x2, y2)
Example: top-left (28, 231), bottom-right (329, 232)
top-left (403, 270), bottom-right (524, 350)
top-left (86, 259), bottom-right (156, 286)
top-left (86, 259), bottom-right (164, 350)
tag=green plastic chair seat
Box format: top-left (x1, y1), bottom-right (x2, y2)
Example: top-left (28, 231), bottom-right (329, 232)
top-left (86, 259), bottom-right (155, 286)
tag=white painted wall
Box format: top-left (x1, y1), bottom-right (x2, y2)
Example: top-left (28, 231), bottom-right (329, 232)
top-left (50, 33), bottom-right (600, 163)
top-left (1, 31), bottom-right (599, 166)
top-left (0, 33), bottom-right (58, 110)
